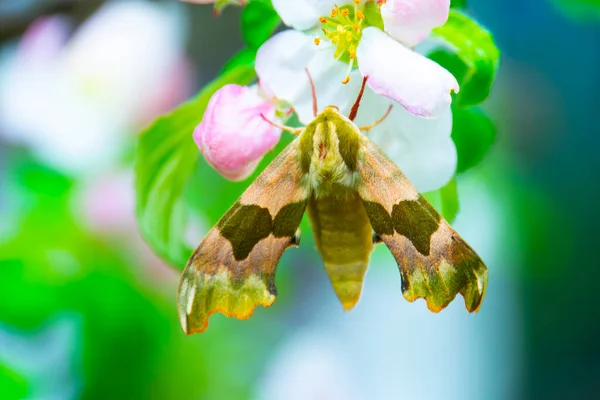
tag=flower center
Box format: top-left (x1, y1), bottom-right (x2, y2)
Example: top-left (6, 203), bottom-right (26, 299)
top-left (315, 0), bottom-right (366, 84)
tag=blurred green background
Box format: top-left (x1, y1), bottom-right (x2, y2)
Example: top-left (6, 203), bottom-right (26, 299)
top-left (1, 0), bottom-right (599, 399)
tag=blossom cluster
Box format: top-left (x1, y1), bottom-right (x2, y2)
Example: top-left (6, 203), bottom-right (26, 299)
top-left (194, 0), bottom-right (459, 192)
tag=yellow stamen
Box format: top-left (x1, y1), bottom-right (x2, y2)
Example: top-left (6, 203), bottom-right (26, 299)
top-left (348, 44), bottom-right (356, 58)
top-left (330, 5), bottom-right (339, 17)
top-left (315, 1), bottom-right (368, 85)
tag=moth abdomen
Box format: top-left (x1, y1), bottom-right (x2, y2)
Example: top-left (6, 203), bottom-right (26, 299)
top-left (307, 190), bottom-right (374, 310)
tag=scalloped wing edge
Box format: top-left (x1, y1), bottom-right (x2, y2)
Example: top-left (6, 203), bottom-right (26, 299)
top-left (178, 267), bottom-right (276, 335)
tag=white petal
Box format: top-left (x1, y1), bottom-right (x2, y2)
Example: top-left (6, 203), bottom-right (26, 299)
top-left (357, 27), bottom-right (458, 119)
top-left (354, 88), bottom-right (456, 192)
top-left (271, 0), bottom-right (352, 30)
top-left (256, 30), bottom-right (361, 124)
top-left (381, 0), bottom-right (450, 47)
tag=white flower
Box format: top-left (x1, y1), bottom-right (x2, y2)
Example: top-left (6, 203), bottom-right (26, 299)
top-left (0, 1), bottom-right (190, 175)
top-left (270, 0), bottom-right (458, 118)
top-left (254, 0), bottom-right (458, 191)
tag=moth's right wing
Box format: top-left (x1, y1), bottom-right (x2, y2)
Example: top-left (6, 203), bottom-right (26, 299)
top-left (178, 139), bottom-right (310, 334)
top-left (356, 138), bottom-right (488, 312)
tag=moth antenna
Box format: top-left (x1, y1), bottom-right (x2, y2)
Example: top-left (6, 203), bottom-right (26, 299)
top-left (305, 67), bottom-right (318, 117)
top-left (359, 105), bottom-right (393, 133)
top-left (260, 114), bottom-right (303, 135)
top-left (348, 76), bottom-right (368, 121)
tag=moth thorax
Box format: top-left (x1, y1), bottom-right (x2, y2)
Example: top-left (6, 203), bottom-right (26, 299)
top-left (309, 120), bottom-right (357, 196)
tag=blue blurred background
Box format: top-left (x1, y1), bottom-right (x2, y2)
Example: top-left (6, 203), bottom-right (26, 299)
top-left (1, 0), bottom-right (599, 399)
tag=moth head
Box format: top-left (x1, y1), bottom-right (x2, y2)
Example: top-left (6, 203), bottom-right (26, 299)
top-left (323, 105), bottom-right (341, 116)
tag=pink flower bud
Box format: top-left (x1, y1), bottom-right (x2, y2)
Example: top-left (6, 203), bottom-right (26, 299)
top-left (194, 84), bottom-right (281, 181)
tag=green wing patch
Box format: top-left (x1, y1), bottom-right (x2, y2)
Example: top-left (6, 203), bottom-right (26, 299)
top-left (218, 201), bottom-right (305, 261)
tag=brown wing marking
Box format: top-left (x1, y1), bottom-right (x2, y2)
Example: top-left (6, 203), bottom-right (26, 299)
top-left (178, 140), bottom-right (309, 334)
top-left (357, 138), bottom-right (488, 312)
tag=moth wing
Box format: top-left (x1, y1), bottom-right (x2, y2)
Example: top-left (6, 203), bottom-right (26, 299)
top-left (357, 138), bottom-right (488, 312)
top-left (178, 139), bottom-right (310, 334)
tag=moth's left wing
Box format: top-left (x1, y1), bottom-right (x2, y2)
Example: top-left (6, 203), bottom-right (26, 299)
top-left (178, 140), bottom-right (310, 334)
top-left (357, 138), bottom-right (488, 312)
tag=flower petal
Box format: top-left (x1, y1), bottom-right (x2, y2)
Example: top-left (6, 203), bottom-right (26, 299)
top-left (0, 1), bottom-right (187, 175)
top-left (256, 30), bottom-right (361, 124)
top-left (17, 16), bottom-right (71, 64)
top-left (380, 0), bottom-right (450, 47)
top-left (354, 88), bottom-right (456, 192)
top-left (194, 84), bottom-right (281, 181)
top-left (64, 1), bottom-right (186, 121)
top-left (271, 0), bottom-right (351, 30)
top-left (357, 27), bottom-right (458, 118)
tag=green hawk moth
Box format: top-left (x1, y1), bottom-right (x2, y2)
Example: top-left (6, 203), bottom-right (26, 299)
top-left (178, 79), bottom-right (488, 335)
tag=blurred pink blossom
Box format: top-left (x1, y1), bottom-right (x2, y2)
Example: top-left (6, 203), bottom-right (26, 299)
top-left (0, 1), bottom-right (192, 175)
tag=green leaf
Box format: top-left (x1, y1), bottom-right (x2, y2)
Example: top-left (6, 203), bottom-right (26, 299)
top-left (552, 0), bottom-right (600, 21)
top-left (440, 178), bottom-right (460, 223)
top-left (451, 106), bottom-right (496, 173)
top-left (450, 0), bottom-right (467, 8)
top-left (221, 48), bottom-right (257, 74)
top-left (135, 65), bottom-right (257, 267)
top-left (430, 10), bottom-right (500, 107)
top-left (423, 179), bottom-right (460, 223)
top-left (241, 0), bottom-right (281, 50)
top-left (0, 363), bottom-right (28, 399)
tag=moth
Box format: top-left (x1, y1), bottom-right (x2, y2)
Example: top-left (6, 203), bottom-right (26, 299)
top-left (178, 77), bottom-right (488, 334)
